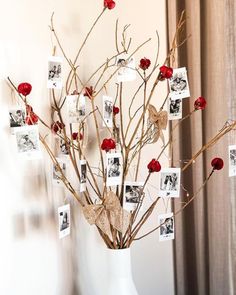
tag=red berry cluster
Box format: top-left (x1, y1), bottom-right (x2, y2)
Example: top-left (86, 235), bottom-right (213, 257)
top-left (139, 58), bottom-right (151, 71)
top-left (51, 121), bottom-right (65, 133)
top-left (159, 65), bottom-right (173, 80)
top-left (147, 159), bottom-right (161, 173)
top-left (101, 138), bottom-right (116, 152)
top-left (104, 0), bottom-right (116, 9)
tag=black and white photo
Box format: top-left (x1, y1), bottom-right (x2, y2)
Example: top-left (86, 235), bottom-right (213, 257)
top-left (229, 145), bottom-right (236, 177)
top-left (117, 54), bottom-right (136, 82)
top-left (9, 108), bottom-right (26, 128)
top-left (15, 125), bottom-right (41, 159)
top-left (159, 168), bottom-right (181, 198)
top-left (80, 159), bottom-right (87, 192)
top-left (52, 158), bottom-right (67, 186)
top-left (123, 181), bottom-right (144, 211)
top-left (168, 97), bottom-right (182, 120)
top-left (67, 94), bottom-right (85, 123)
top-left (47, 56), bottom-right (62, 89)
top-left (103, 95), bottom-right (113, 128)
top-left (168, 67), bottom-right (190, 99)
top-left (158, 213), bottom-right (174, 241)
top-left (106, 152), bottom-right (122, 186)
top-left (60, 139), bottom-right (69, 155)
top-left (58, 204), bottom-right (70, 239)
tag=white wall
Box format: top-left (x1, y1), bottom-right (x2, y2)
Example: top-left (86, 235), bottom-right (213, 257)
top-left (0, 1), bottom-right (174, 294)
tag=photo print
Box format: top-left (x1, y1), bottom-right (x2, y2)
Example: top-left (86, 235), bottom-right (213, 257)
top-left (80, 159), bottom-right (87, 192)
top-left (15, 125), bottom-right (41, 159)
top-left (158, 213), bottom-right (174, 242)
top-left (159, 168), bottom-right (181, 198)
top-left (59, 139), bottom-right (69, 156)
top-left (103, 95), bottom-right (113, 128)
top-left (123, 181), bottom-right (144, 211)
top-left (168, 97), bottom-right (182, 120)
top-left (9, 107), bottom-right (26, 129)
top-left (117, 54), bottom-right (136, 82)
top-left (67, 94), bottom-right (85, 123)
top-left (58, 204), bottom-right (70, 239)
top-left (47, 56), bottom-right (63, 89)
top-left (106, 152), bottom-right (122, 186)
top-left (229, 145), bottom-right (236, 177)
top-left (168, 67), bottom-right (190, 99)
top-left (52, 157), bottom-right (67, 186)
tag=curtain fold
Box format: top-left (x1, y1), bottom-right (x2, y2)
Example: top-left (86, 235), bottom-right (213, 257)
top-left (167, 1), bottom-right (235, 294)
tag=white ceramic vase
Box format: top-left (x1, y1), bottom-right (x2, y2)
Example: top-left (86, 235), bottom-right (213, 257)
top-left (106, 248), bottom-right (138, 295)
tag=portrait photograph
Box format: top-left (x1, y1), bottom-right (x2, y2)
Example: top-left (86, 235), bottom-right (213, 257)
top-left (168, 67), bottom-right (190, 99)
top-left (158, 213), bottom-right (175, 241)
top-left (103, 95), bottom-right (113, 128)
top-left (52, 158), bottom-right (67, 187)
top-left (58, 204), bottom-right (70, 239)
top-left (106, 153), bottom-right (122, 186)
top-left (159, 168), bottom-right (181, 198)
top-left (123, 181), bottom-right (144, 211)
top-left (229, 145), bottom-right (236, 177)
top-left (168, 97), bottom-right (182, 120)
top-left (80, 159), bottom-right (87, 192)
top-left (47, 56), bottom-right (63, 89)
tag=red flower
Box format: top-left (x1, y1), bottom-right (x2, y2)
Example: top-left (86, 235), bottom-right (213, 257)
top-left (104, 0), bottom-right (116, 9)
top-left (194, 97), bottom-right (207, 110)
top-left (101, 138), bottom-right (116, 152)
top-left (211, 158), bottom-right (224, 170)
top-left (159, 65), bottom-right (173, 80)
top-left (18, 82), bottom-right (32, 96)
top-left (72, 132), bottom-right (83, 141)
top-left (26, 112), bottom-right (38, 125)
top-left (84, 86), bottom-right (95, 99)
top-left (113, 106), bottom-right (120, 115)
top-left (147, 159), bottom-right (161, 173)
top-left (51, 121), bottom-right (65, 133)
top-left (139, 58), bottom-right (151, 71)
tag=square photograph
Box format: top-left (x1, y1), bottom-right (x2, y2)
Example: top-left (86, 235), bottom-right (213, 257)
top-left (47, 56), bottom-right (63, 89)
top-left (168, 67), bottom-right (190, 99)
top-left (123, 181), bottom-right (144, 211)
top-left (15, 125), bottom-right (41, 159)
top-left (58, 204), bottom-right (70, 239)
top-left (103, 95), bottom-right (113, 128)
top-left (158, 168), bottom-right (181, 198)
top-left (158, 213), bottom-right (175, 242)
top-left (117, 54), bottom-right (136, 82)
top-left (229, 145), bottom-right (236, 177)
top-left (168, 97), bottom-right (182, 120)
top-left (106, 153), bottom-right (122, 186)
top-left (9, 108), bottom-right (26, 128)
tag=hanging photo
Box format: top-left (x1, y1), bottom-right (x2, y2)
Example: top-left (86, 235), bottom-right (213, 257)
top-left (123, 181), bottom-right (144, 211)
top-left (15, 125), bottom-right (41, 159)
top-left (117, 54), bottom-right (136, 82)
top-left (106, 152), bottom-right (122, 186)
top-left (58, 204), bottom-right (70, 239)
top-left (59, 138), bottom-right (70, 156)
top-left (168, 97), bottom-right (182, 120)
top-left (158, 168), bottom-right (181, 198)
top-left (67, 94), bottom-right (85, 123)
top-left (158, 213), bottom-right (174, 242)
top-left (229, 145), bottom-right (236, 177)
top-left (52, 157), bottom-right (67, 186)
top-left (80, 159), bottom-right (87, 192)
top-left (103, 95), bottom-right (113, 128)
top-left (9, 107), bottom-right (26, 129)
top-left (47, 56), bottom-right (63, 89)
top-left (168, 67), bottom-right (190, 99)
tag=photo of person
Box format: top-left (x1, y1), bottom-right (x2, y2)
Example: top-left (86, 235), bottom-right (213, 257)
top-left (159, 168), bottom-right (181, 198)
top-left (123, 182), bottom-right (144, 211)
top-left (229, 145), bottom-right (236, 177)
top-left (79, 160), bottom-right (87, 192)
top-left (159, 213), bottom-right (175, 241)
top-left (106, 153), bottom-right (122, 186)
top-left (117, 54), bottom-right (136, 82)
top-left (103, 95), bottom-right (113, 127)
top-left (168, 97), bottom-right (182, 120)
top-left (53, 158), bottom-right (67, 186)
top-left (58, 204), bottom-right (70, 239)
top-left (9, 108), bottom-right (26, 128)
top-left (60, 139), bottom-right (69, 155)
top-left (67, 94), bottom-right (85, 123)
top-left (168, 67), bottom-right (190, 99)
top-left (15, 126), bottom-right (41, 159)
top-left (47, 56), bottom-right (63, 89)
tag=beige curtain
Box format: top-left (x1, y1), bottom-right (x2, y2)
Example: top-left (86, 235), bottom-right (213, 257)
top-left (167, 1), bottom-right (236, 294)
